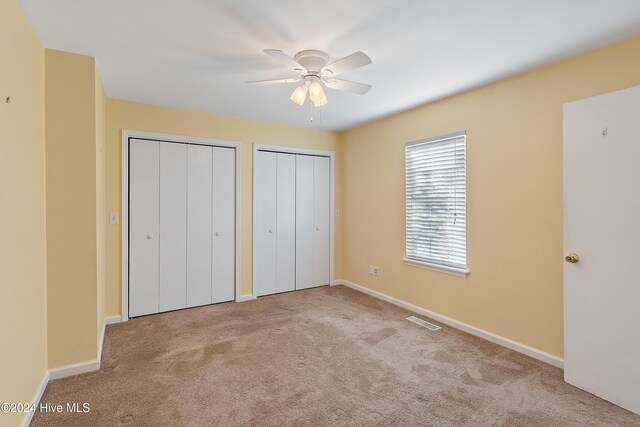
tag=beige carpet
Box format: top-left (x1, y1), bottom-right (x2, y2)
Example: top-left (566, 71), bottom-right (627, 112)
top-left (32, 285), bottom-right (639, 426)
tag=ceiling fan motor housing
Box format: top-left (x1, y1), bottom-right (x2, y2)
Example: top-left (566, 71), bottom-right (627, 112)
top-left (294, 50), bottom-right (330, 73)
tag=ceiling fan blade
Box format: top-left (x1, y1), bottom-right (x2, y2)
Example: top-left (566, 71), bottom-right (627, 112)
top-left (323, 78), bottom-right (371, 95)
top-left (245, 77), bottom-right (301, 84)
top-left (322, 51), bottom-right (372, 76)
top-left (263, 49), bottom-right (306, 73)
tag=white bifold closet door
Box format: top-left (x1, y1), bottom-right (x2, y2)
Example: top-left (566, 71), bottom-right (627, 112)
top-left (212, 147), bottom-right (236, 303)
top-left (296, 155), bottom-right (330, 290)
top-left (129, 139), bottom-right (235, 317)
top-left (159, 142), bottom-right (187, 312)
top-left (129, 140), bottom-right (161, 317)
top-left (186, 145), bottom-right (213, 307)
top-left (295, 155), bottom-right (314, 290)
top-left (254, 150), bottom-right (330, 297)
top-left (253, 151), bottom-right (296, 297)
top-left (312, 156), bottom-right (330, 286)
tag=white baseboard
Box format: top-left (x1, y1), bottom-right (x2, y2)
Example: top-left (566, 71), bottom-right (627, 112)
top-left (338, 279), bottom-right (564, 369)
top-left (98, 320), bottom-right (106, 366)
top-left (105, 315), bottom-right (121, 325)
top-left (99, 315), bottom-right (121, 365)
top-left (49, 314), bottom-right (122, 382)
top-left (236, 294), bottom-right (257, 302)
top-left (21, 370), bottom-right (50, 427)
top-left (48, 359), bottom-right (100, 381)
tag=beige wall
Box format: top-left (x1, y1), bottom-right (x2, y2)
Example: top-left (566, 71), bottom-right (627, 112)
top-left (45, 49), bottom-right (101, 368)
top-left (341, 36), bottom-right (640, 358)
top-left (105, 100), bottom-right (342, 316)
top-left (0, 0), bottom-right (47, 424)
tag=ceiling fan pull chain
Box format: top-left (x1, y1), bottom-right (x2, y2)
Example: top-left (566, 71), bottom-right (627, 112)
top-left (310, 100), bottom-right (314, 122)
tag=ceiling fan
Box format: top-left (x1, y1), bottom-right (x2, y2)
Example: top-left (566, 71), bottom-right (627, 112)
top-left (246, 49), bottom-right (372, 107)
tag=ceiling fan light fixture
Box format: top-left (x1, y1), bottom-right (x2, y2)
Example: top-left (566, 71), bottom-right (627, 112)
top-left (312, 93), bottom-right (328, 107)
top-left (309, 81), bottom-right (328, 107)
top-left (252, 49), bottom-right (371, 110)
top-left (290, 84), bottom-right (308, 106)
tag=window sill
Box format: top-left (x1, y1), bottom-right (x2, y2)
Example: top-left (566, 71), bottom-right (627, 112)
top-left (403, 257), bottom-right (469, 277)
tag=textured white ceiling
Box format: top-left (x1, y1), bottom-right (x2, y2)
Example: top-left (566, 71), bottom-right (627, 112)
top-left (19, 0), bottom-right (640, 130)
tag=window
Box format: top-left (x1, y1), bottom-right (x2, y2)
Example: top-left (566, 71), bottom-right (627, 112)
top-left (404, 132), bottom-right (468, 276)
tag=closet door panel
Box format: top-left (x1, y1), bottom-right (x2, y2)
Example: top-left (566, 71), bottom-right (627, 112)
top-left (212, 147), bottom-right (236, 303)
top-left (276, 153), bottom-right (296, 293)
top-left (313, 156), bottom-right (331, 286)
top-left (254, 151), bottom-right (278, 296)
top-left (129, 139), bottom-right (160, 317)
top-left (159, 142), bottom-right (188, 312)
top-left (187, 145), bottom-right (213, 307)
top-left (295, 155), bottom-right (315, 290)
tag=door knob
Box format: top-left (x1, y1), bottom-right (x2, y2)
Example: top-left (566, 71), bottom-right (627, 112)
top-left (215, 232), bottom-right (220, 237)
top-left (565, 253), bottom-right (579, 263)
top-left (316, 227), bottom-right (320, 231)
top-left (268, 229), bottom-right (273, 234)
top-left (146, 234), bottom-right (154, 240)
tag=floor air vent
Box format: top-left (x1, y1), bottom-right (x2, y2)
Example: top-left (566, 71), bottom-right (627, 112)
top-left (406, 316), bottom-right (441, 331)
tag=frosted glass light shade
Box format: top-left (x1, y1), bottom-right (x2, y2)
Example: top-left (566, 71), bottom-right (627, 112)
top-left (309, 81), bottom-right (328, 107)
top-left (290, 85), bottom-right (308, 106)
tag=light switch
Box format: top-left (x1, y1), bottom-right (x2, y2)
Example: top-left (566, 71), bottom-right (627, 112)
top-left (109, 212), bottom-right (119, 225)
top-left (335, 208), bottom-right (342, 218)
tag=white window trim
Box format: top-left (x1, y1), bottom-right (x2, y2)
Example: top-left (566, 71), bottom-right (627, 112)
top-left (403, 257), bottom-right (469, 277)
top-left (405, 131), bottom-right (468, 277)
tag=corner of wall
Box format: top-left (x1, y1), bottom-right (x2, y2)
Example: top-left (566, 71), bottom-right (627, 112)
top-left (45, 48), bottom-right (102, 369)
top-left (95, 67), bottom-right (107, 356)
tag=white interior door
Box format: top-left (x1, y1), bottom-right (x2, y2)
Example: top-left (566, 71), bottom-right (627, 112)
top-left (276, 153), bottom-right (296, 293)
top-left (313, 156), bottom-right (331, 286)
top-left (295, 155), bottom-right (315, 290)
top-left (563, 85), bottom-right (640, 415)
top-left (129, 139), bottom-right (160, 317)
top-left (159, 142), bottom-right (188, 312)
top-left (254, 151), bottom-right (278, 296)
top-left (187, 145), bottom-right (213, 307)
top-left (212, 147), bottom-right (235, 303)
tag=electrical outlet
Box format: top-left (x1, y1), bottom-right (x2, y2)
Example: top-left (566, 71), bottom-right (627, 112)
top-left (335, 208), bottom-right (342, 218)
top-left (369, 265), bottom-right (380, 276)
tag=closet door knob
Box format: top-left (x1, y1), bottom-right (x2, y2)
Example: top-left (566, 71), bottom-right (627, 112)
top-left (565, 253), bottom-right (579, 263)
top-left (215, 232), bottom-right (220, 237)
top-left (268, 229), bottom-right (273, 234)
top-left (146, 234), bottom-right (154, 240)
top-left (316, 227), bottom-right (320, 231)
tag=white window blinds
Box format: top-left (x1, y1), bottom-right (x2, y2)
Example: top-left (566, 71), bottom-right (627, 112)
top-left (405, 132), bottom-right (467, 271)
